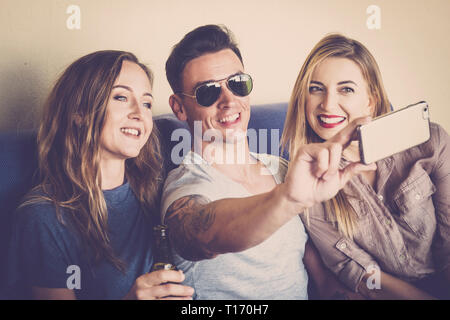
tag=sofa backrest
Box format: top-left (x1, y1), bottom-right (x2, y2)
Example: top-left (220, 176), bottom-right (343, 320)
top-left (0, 102), bottom-right (288, 296)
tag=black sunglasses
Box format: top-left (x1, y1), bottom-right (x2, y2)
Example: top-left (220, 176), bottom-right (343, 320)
top-left (178, 73), bottom-right (253, 107)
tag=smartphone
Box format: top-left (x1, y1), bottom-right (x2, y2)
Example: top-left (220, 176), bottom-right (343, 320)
top-left (357, 101), bottom-right (431, 164)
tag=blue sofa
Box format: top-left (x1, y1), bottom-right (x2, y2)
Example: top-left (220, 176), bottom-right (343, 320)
top-left (0, 102), bottom-right (288, 298)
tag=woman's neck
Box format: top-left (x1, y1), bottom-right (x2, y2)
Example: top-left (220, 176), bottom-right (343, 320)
top-left (99, 158), bottom-right (125, 190)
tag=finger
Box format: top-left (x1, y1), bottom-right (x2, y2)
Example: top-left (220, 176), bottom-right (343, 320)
top-left (150, 283), bottom-right (195, 299)
top-left (323, 143), bottom-right (342, 181)
top-left (145, 269), bottom-right (185, 286)
top-left (329, 116), bottom-right (372, 148)
top-left (339, 162), bottom-right (377, 187)
top-left (314, 147), bottom-right (330, 179)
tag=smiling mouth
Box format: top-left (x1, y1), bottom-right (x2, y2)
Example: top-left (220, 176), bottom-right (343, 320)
top-left (218, 113), bottom-right (241, 125)
top-left (317, 115), bottom-right (346, 128)
top-left (120, 127), bottom-right (141, 137)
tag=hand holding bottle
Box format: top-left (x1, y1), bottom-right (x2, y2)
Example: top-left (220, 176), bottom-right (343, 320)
top-left (123, 269), bottom-right (194, 300)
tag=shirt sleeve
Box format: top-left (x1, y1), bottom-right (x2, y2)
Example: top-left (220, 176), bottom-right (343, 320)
top-left (7, 202), bottom-right (79, 292)
top-left (300, 206), bottom-right (379, 293)
top-left (160, 166), bottom-right (216, 223)
top-left (430, 124), bottom-right (450, 272)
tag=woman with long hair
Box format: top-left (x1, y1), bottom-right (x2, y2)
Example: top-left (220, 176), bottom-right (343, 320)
top-left (282, 34), bottom-right (450, 299)
top-left (7, 50), bottom-right (194, 300)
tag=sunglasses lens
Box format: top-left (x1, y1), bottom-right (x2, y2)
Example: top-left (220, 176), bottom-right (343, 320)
top-left (196, 83), bottom-right (221, 107)
top-left (228, 74), bottom-right (253, 97)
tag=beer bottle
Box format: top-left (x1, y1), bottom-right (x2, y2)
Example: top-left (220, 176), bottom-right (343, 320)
top-left (150, 224), bottom-right (178, 272)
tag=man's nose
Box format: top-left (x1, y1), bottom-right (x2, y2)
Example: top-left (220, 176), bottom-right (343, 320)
top-left (216, 83), bottom-right (237, 109)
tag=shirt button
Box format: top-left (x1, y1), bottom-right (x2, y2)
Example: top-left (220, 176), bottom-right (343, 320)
top-left (385, 218), bottom-right (392, 226)
top-left (339, 242), bottom-right (347, 250)
top-left (378, 195), bottom-right (384, 201)
top-left (399, 254), bottom-right (406, 261)
top-left (415, 194), bottom-right (421, 200)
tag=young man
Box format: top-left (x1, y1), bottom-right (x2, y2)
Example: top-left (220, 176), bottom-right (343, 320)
top-left (161, 25), bottom-right (374, 299)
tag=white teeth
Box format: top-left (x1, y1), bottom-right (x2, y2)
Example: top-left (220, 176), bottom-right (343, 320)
top-left (319, 116), bottom-right (346, 124)
top-left (219, 113), bottom-right (239, 123)
top-left (121, 128), bottom-right (140, 136)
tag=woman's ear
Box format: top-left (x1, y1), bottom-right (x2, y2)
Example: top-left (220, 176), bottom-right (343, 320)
top-left (169, 94), bottom-right (187, 121)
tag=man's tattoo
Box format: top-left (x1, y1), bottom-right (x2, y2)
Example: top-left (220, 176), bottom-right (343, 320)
top-left (165, 195), bottom-right (218, 261)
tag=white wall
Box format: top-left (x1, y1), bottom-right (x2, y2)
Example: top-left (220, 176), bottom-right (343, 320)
top-left (1, 0), bottom-right (449, 132)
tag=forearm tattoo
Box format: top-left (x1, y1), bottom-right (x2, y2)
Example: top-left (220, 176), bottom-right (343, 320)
top-left (165, 195), bottom-right (218, 261)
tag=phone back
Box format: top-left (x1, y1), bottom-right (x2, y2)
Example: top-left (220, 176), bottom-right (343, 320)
top-left (358, 101), bottom-right (431, 164)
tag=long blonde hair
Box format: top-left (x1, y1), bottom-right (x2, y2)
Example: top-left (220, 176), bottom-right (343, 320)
top-left (22, 50), bottom-right (163, 271)
top-left (281, 34), bottom-right (391, 238)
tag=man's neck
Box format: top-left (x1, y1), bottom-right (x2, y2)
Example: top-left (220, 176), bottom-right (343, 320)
top-left (194, 139), bottom-right (256, 178)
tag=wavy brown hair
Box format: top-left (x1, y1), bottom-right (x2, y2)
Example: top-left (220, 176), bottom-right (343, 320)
top-left (281, 34), bottom-right (391, 238)
top-left (22, 50), bottom-right (163, 271)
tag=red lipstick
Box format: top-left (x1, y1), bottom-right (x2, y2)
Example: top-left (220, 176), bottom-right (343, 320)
top-left (317, 114), bottom-right (346, 129)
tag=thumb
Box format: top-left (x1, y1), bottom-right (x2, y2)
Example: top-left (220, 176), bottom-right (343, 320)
top-left (340, 162), bottom-right (377, 187)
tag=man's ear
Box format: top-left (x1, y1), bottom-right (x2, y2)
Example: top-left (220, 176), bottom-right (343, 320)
top-left (169, 94), bottom-right (188, 121)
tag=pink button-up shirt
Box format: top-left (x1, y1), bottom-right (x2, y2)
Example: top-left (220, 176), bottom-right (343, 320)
top-left (301, 122), bottom-right (450, 292)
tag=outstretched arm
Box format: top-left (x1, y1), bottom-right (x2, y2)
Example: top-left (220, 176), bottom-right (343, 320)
top-left (165, 117), bottom-right (376, 261)
top-left (165, 188), bottom-right (297, 261)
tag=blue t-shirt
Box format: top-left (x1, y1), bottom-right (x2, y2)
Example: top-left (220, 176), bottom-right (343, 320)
top-left (6, 182), bottom-right (155, 300)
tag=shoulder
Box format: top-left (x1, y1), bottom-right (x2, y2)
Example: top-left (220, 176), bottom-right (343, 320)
top-left (162, 150), bottom-right (222, 198)
top-left (424, 122), bottom-right (448, 150)
top-left (161, 157), bottom-right (215, 220)
top-left (253, 153), bottom-right (289, 181)
top-left (13, 194), bottom-right (71, 240)
top-left (163, 163), bottom-right (212, 199)
top-left (394, 122), bottom-right (448, 163)
top-left (429, 122), bottom-right (449, 148)
top-left (255, 153), bottom-right (289, 167)
top-left (15, 199), bottom-right (58, 226)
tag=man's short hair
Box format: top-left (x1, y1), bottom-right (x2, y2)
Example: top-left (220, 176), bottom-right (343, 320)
top-left (165, 24), bottom-right (244, 94)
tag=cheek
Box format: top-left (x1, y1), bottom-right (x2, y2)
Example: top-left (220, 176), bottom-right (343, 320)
top-left (100, 115), bottom-right (115, 141)
top-left (143, 113), bottom-right (153, 138)
top-left (305, 101), bottom-right (317, 125)
top-left (146, 120), bottom-right (153, 139)
top-left (343, 96), bottom-right (372, 118)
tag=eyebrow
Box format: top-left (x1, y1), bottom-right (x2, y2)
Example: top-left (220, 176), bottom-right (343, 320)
top-left (193, 72), bottom-right (243, 91)
top-left (112, 85), bottom-right (153, 98)
top-left (310, 80), bottom-right (358, 86)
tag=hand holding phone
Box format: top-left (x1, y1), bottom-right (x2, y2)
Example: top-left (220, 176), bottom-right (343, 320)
top-left (357, 101), bottom-right (431, 164)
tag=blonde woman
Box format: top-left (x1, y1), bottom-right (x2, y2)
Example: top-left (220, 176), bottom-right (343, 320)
top-left (282, 34), bottom-right (450, 299)
top-left (7, 51), bottom-right (194, 300)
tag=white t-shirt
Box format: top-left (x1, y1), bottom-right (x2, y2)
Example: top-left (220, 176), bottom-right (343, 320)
top-left (161, 151), bottom-right (309, 300)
